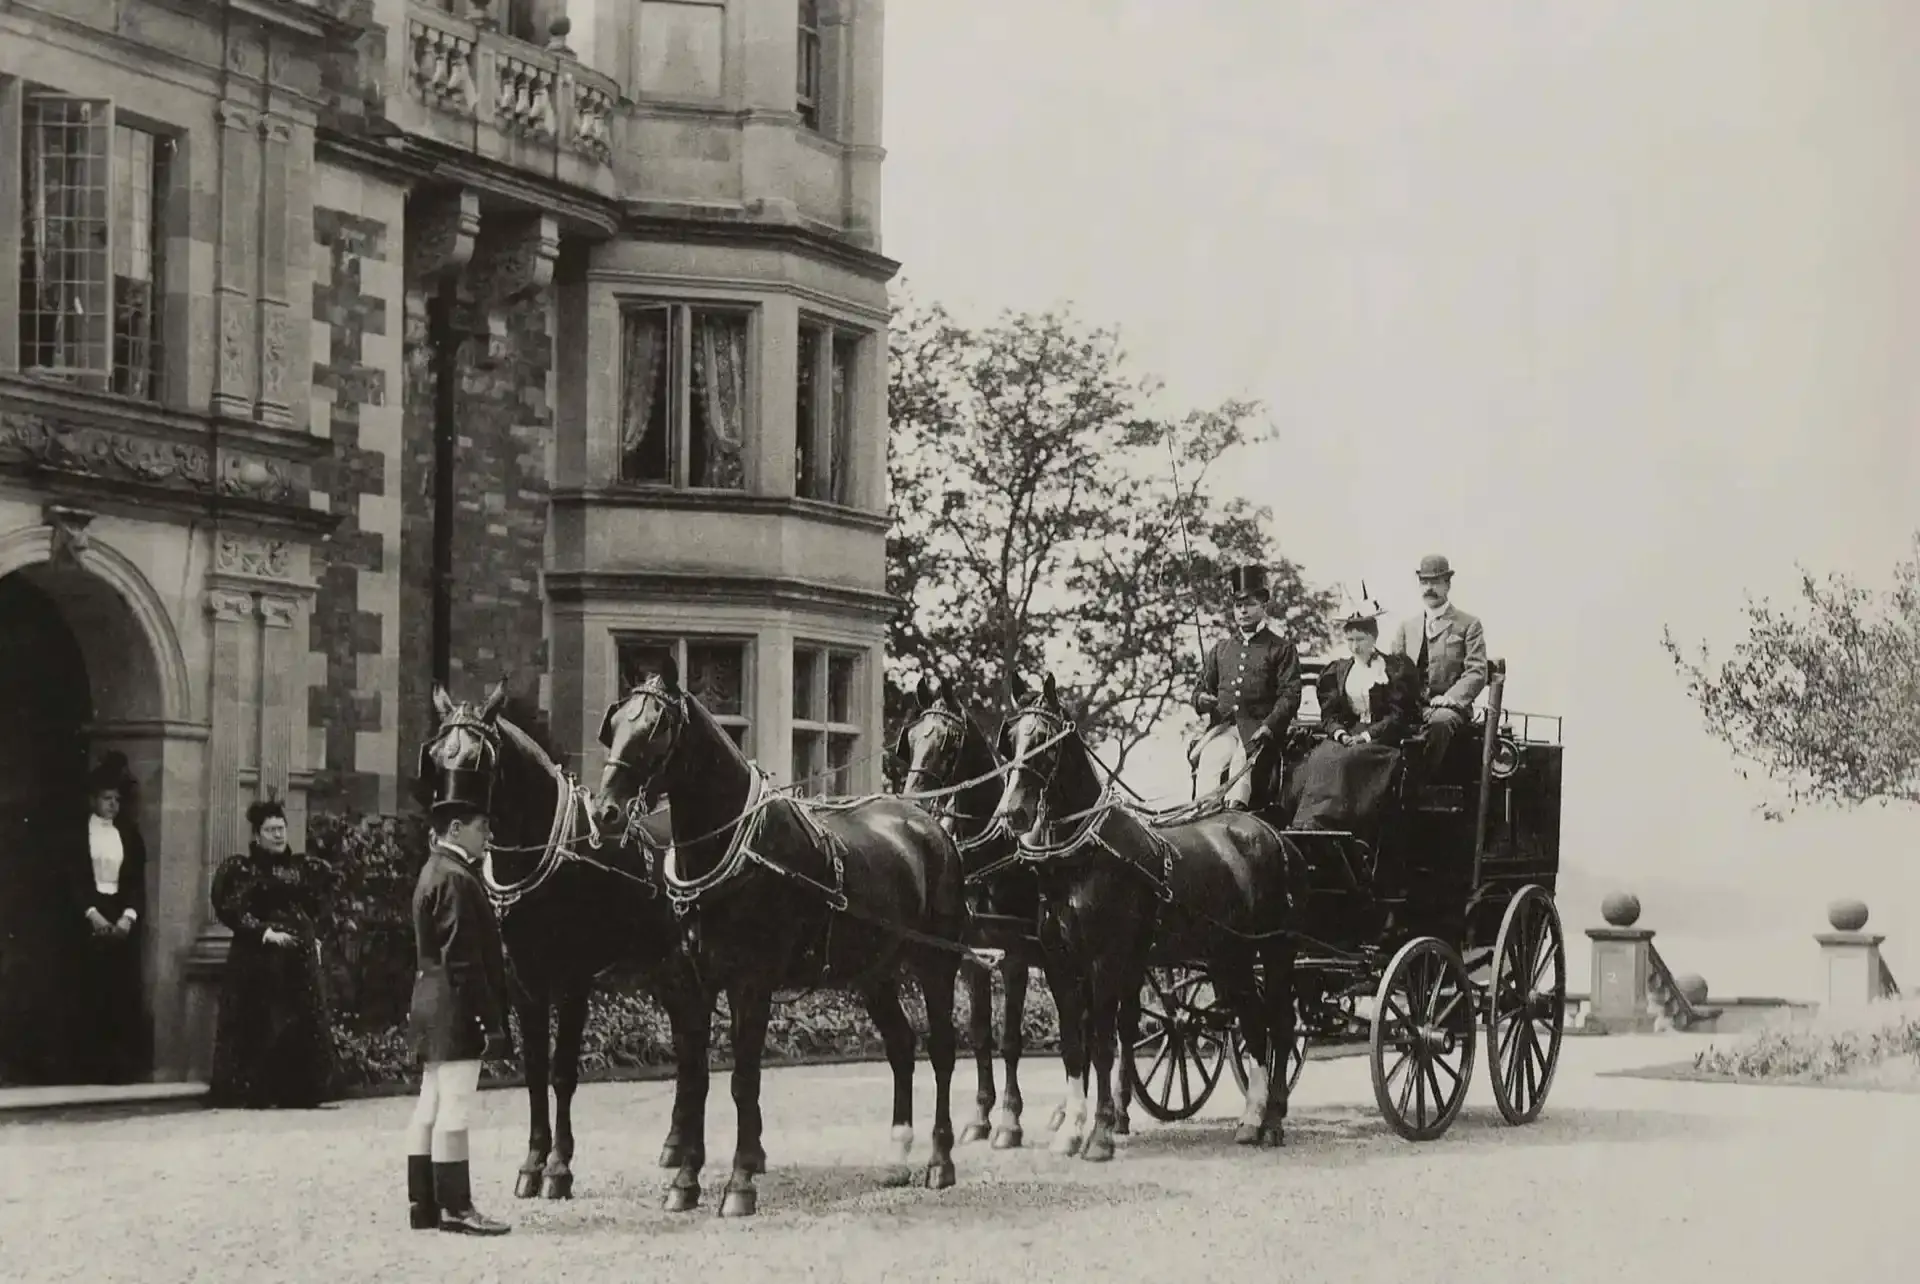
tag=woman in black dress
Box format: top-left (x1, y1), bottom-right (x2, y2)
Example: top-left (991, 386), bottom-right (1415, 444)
top-left (207, 800), bottom-right (340, 1108)
top-left (1291, 592), bottom-right (1423, 834)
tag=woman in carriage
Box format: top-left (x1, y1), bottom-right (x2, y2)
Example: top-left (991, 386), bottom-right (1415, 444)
top-left (1290, 589), bottom-right (1423, 834)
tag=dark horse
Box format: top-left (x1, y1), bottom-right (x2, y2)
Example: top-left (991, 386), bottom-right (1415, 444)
top-left (896, 673), bottom-right (1079, 1152)
top-left (590, 659), bottom-right (969, 1216)
top-left (992, 672), bottom-right (1301, 1159)
top-left (421, 683), bottom-right (707, 1205)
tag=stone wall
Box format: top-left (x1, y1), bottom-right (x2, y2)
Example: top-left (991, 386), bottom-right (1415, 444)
top-left (395, 233), bottom-right (557, 781)
top-left (307, 161), bottom-right (406, 817)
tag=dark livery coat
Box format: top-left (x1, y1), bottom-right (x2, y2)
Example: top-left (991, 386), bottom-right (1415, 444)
top-left (1191, 624), bottom-right (1303, 746)
top-left (409, 845), bottom-right (514, 1065)
top-left (1316, 652), bottom-right (1424, 747)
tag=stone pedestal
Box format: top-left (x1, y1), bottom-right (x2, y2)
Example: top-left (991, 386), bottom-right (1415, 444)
top-left (1587, 927), bottom-right (1656, 1033)
top-left (1816, 931), bottom-right (1887, 1016)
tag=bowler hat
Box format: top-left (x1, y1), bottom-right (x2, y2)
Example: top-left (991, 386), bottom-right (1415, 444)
top-left (1225, 565), bottom-right (1271, 601)
top-left (1415, 554), bottom-right (1454, 581)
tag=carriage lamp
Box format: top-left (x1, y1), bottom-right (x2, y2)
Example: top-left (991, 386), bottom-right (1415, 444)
top-left (1488, 735), bottom-right (1521, 780)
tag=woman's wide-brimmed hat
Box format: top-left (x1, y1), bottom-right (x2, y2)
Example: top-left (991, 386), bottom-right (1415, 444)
top-left (1337, 582), bottom-right (1387, 627)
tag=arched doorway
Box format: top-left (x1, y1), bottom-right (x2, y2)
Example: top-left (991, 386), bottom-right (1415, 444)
top-left (0, 572), bottom-right (96, 1084)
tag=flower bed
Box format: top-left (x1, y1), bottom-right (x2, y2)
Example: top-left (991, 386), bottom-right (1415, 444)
top-left (1691, 999), bottom-right (1920, 1085)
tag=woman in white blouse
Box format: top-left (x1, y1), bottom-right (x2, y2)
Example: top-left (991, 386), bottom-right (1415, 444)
top-left (75, 753), bottom-right (149, 1083)
top-left (1289, 593), bottom-right (1423, 835)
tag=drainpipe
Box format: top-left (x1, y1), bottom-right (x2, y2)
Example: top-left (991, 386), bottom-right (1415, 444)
top-left (429, 283), bottom-right (457, 689)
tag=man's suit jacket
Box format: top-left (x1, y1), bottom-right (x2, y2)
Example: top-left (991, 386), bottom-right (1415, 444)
top-left (1192, 622), bottom-right (1301, 746)
top-left (1384, 604), bottom-right (1487, 710)
top-left (1316, 652), bottom-right (1423, 747)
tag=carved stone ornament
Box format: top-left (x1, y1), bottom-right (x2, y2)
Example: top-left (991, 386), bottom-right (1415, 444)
top-left (206, 587), bottom-right (257, 624)
top-left (407, 188), bottom-right (482, 286)
top-left (43, 503), bottom-right (95, 571)
top-left (256, 594), bottom-right (299, 629)
top-left (214, 531), bottom-right (293, 580)
top-left (467, 211), bottom-right (560, 308)
top-left (1, 412), bottom-right (214, 488)
top-left (218, 451), bottom-right (296, 503)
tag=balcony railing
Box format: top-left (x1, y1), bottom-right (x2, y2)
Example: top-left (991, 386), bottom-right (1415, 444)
top-left (404, 3), bottom-right (615, 165)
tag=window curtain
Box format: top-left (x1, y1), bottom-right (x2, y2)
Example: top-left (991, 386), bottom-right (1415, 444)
top-left (828, 343), bottom-right (852, 506)
top-left (619, 309), bottom-right (666, 480)
top-left (695, 314), bottom-right (748, 489)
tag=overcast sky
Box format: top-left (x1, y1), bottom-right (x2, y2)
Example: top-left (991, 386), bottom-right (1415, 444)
top-left (880, 0), bottom-right (1920, 995)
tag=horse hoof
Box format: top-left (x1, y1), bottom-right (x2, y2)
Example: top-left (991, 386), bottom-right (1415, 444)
top-left (542, 1172), bottom-right (573, 1200)
top-left (662, 1185), bottom-right (701, 1213)
top-left (1047, 1106), bottom-right (1067, 1132)
top-left (1233, 1123), bottom-right (1264, 1147)
top-left (719, 1187), bottom-right (757, 1218)
top-left (657, 1145), bottom-right (684, 1169)
top-left (1081, 1138), bottom-right (1115, 1163)
top-left (923, 1159), bottom-right (957, 1190)
top-left (990, 1126), bottom-right (1024, 1150)
top-left (1050, 1134), bottom-right (1083, 1159)
top-left (513, 1171), bottom-right (542, 1200)
top-left (959, 1122), bottom-right (991, 1145)
top-left (1112, 1115), bottom-right (1131, 1137)
top-left (1264, 1125), bottom-right (1286, 1148)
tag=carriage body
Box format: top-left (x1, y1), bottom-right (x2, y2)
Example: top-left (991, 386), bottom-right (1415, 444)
top-left (1128, 656), bottom-right (1569, 1141)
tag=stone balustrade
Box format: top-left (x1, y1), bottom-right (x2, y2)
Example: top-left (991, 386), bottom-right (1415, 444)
top-left (396, 5), bottom-right (619, 190)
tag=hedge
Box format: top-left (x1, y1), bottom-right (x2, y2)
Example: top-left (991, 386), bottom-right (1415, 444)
top-left (307, 811), bottom-right (1064, 1090)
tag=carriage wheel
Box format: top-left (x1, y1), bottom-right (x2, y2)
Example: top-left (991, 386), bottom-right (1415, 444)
top-left (1369, 937), bottom-right (1478, 1142)
top-left (1127, 967), bottom-right (1229, 1122)
top-left (1486, 885), bottom-right (1567, 1125)
top-left (1227, 999), bottom-right (1309, 1097)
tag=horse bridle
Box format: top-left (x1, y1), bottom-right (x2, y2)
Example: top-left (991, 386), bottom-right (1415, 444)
top-left (999, 701), bottom-right (1075, 826)
top-left (600, 685), bottom-right (690, 815)
top-left (900, 706), bottom-right (971, 802)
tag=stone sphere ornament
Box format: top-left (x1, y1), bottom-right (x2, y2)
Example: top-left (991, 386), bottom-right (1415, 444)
top-left (1827, 899), bottom-right (1869, 933)
top-left (1601, 892), bottom-right (1641, 928)
top-left (1674, 973), bottom-right (1709, 1006)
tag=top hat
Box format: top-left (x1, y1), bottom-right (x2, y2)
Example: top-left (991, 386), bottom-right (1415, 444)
top-left (1338, 582), bottom-right (1387, 627)
top-left (86, 752), bottom-right (133, 795)
top-left (415, 737), bottom-right (497, 821)
top-left (1415, 554), bottom-right (1454, 581)
top-left (1224, 565), bottom-right (1272, 602)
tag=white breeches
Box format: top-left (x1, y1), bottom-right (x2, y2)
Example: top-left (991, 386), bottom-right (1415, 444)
top-left (407, 1059), bottom-right (483, 1160)
top-left (1195, 726), bottom-right (1252, 805)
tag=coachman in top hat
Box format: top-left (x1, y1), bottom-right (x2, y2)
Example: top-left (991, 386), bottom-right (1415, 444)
top-left (403, 728), bottom-right (515, 1235)
top-left (1189, 564), bottom-right (1302, 808)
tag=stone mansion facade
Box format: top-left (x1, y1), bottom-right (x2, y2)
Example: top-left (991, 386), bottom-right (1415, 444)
top-left (0, 0), bottom-right (894, 1085)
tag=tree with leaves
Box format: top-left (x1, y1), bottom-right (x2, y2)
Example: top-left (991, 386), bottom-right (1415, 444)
top-left (1661, 535), bottom-right (1920, 817)
top-left (885, 288), bottom-right (1337, 777)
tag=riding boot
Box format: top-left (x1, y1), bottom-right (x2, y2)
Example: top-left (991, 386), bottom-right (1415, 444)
top-left (434, 1160), bottom-right (511, 1236)
top-left (407, 1154), bottom-right (438, 1230)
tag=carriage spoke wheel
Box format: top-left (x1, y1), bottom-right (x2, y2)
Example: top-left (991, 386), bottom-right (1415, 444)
top-left (1127, 966), bottom-right (1229, 1122)
top-left (1228, 998), bottom-right (1309, 1097)
top-left (1369, 937), bottom-right (1478, 1142)
top-left (1486, 884), bottom-right (1566, 1125)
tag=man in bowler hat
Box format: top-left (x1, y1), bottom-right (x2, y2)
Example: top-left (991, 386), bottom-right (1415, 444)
top-left (1190, 565), bottom-right (1302, 809)
top-left (404, 754), bottom-right (515, 1235)
top-left (1383, 554), bottom-right (1488, 776)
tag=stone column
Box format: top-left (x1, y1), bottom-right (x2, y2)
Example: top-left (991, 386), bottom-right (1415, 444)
top-left (213, 100), bottom-right (262, 418)
top-left (1586, 892), bottom-right (1654, 1033)
top-left (1817, 899), bottom-right (1888, 1016)
top-left (841, 0), bottom-right (885, 244)
top-left (203, 588), bottom-right (256, 892)
top-left (0, 79), bottom-right (22, 368)
top-left (254, 115), bottom-right (294, 428)
top-left (255, 593), bottom-right (299, 803)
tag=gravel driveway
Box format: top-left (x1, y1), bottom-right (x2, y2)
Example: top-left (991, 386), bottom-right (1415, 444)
top-left (2, 1036), bottom-right (1910, 1284)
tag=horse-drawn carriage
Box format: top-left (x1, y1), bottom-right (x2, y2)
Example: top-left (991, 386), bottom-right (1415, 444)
top-left (1124, 655), bottom-right (1567, 1142)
